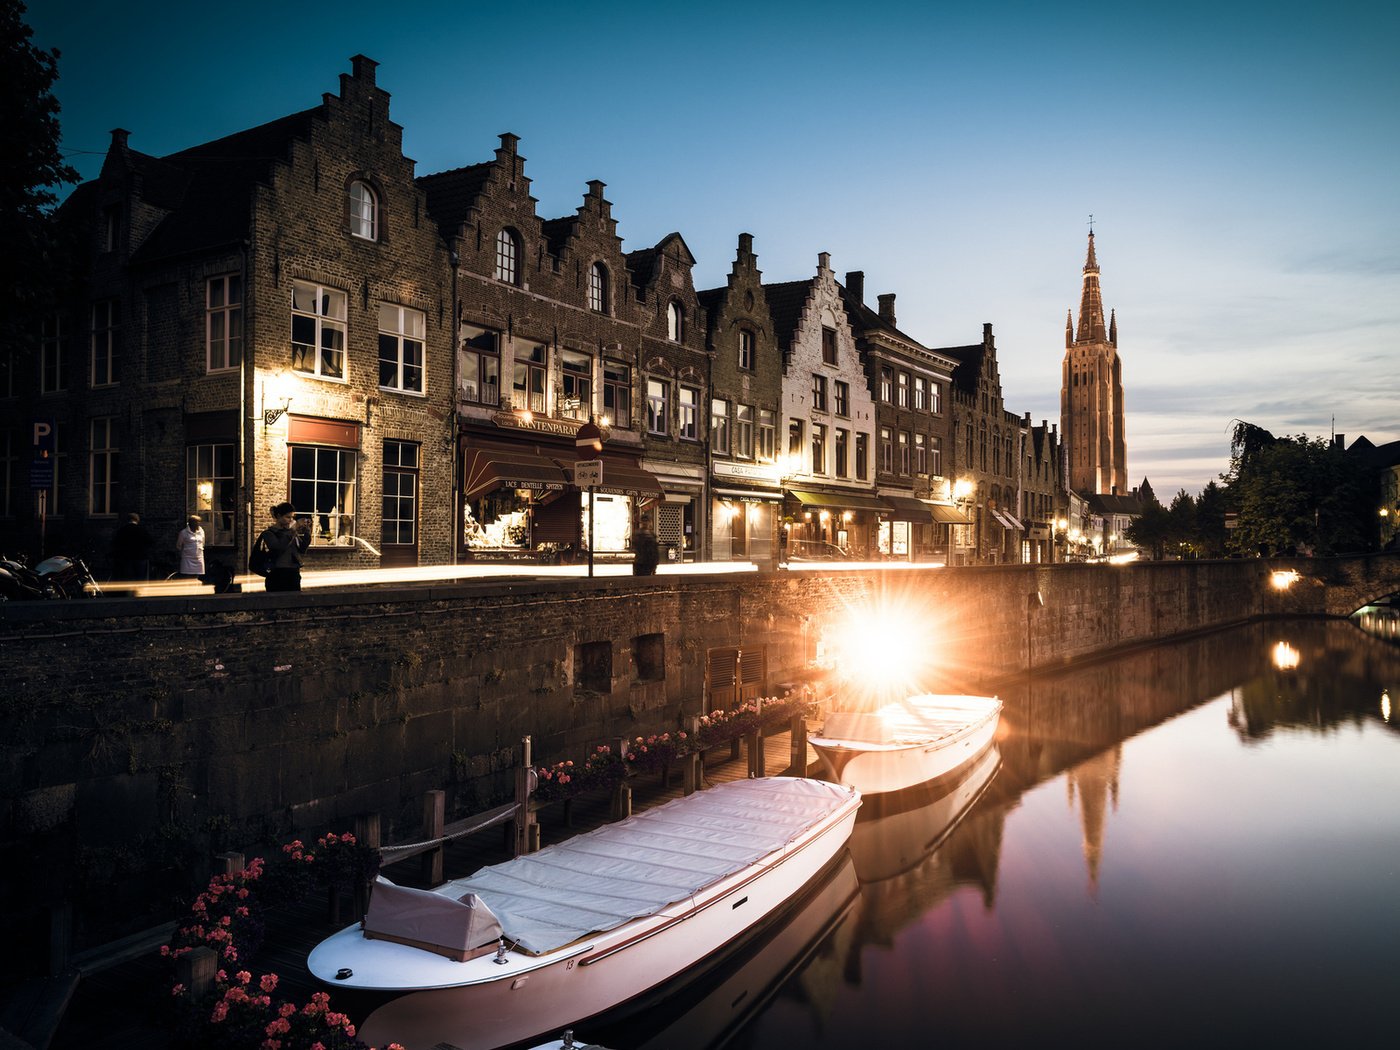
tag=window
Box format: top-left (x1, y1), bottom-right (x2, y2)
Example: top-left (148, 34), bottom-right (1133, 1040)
top-left (738, 329), bottom-right (755, 370)
top-left (495, 229), bottom-right (520, 284)
top-left (647, 378), bottom-right (669, 435)
top-left (588, 263), bottom-right (609, 313)
top-left (102, 205), bottom-right (120, 252)
top-left (880, 366), bottom-right (893, 402)
top-left (514, 342), bottom-right (547, 413)
top-left (880, 427), bottom-right (893, 473)
top-left (914, 432), bottom-right (928, 475)
top-left (91, 300), bottom-right (120, 387)
top-left (561, 349), bottom-right (592, 420)
top-left (0, 430), bottom-right (15, 518)
top-left (667, 301), bottom-right (684, 342)
top-left (710, 398), bottom-right (730, 454)
top-left (856, 433), bottom-right (869, 480)
top-left (89, 417), bottom-right (117, 516)
top-left (897, 371), bottom-right (910, 408)
top-left (679, 386), bottom-right (699, 440)
top-left (187, 443), bottom-right (235, 545)
top-left (460, 325), bottom-right (501, 405)
top-left (634, 633), bottom-right (665, 682)
top-left (382, 440), bottom-right (418, 547)
top-left (787, 418), bottom-right (804, 457)
top-left (603, 361), bottom-right (631, 428)
top-left (914, 375), bottom-right (928, 411)
top-left (378, 303), bottom-right (425, 394)
top-left (931, 381), bottom-right (942, 414)
top-left (811, 374), bottom-right (827, 412)
top-left (291, 281), bottom-right (346, 379)
top-left (898, 430), bottom-right (911, 475)
top-left (0, 351), bottom-right (11, 399)
top-left (41, 314), bottom-right (64, 393)
top-left (834, 380), bottom-right (849, 417)
top-left (811, 423), bottom-right (827, 474)
top-left (757, 409), bottom-right (776, 460)
top-left (821, 326), bottom-right (838, 365)
top-left (835, 428), bottom-right (849, 477)
top-left (735, 404), bottom-right (754, 458)
top-left (290, 445), bottom-right (357, 547)
top-left (349, 181), bottom-right (377, 240)
top-left (207, 275), bottom-right (243, 372)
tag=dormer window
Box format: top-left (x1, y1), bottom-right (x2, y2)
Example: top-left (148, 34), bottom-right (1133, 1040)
top-left (349, 181), bottom-right (377, 241)
top-left (589, 263), bottom-right (609, 313)
top-left (495, 229), bottom-right (521, 285)
top-left (667, 301), bottom-right (684, 342)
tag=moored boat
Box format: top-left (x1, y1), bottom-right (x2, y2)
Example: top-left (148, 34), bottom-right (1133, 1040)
top-left (307, 776), bottom-right (860, 1050)
top-left (809, 693), bottom-right (1002, 795)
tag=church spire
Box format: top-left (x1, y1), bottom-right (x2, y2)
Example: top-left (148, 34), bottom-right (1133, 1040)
top-left (1075, 231), bottom-right (1107, 344)
top-left (1065, 309), bottom-right (1074, 349)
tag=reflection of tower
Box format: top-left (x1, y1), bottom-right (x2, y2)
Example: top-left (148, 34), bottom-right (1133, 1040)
top-left (1066, 743), bottom-right (1122, 895)
top-left (1061, 230), bottom-right (1128, 495)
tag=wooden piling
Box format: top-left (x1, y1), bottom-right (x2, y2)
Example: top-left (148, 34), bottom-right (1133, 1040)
top-left (177, 946), bottom-right (218, 999)
top-left (422, 789), bottom-right (445, 885)
top-left (213, 851), bottom-right (244, 876)
top-left (353, 813), bottom-right (381, 920)
top-left (513, 735), bottom-right (535, 857)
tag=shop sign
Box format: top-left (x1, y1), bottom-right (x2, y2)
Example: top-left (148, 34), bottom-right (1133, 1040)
top-left (712, 460), bottom-right (781, 483)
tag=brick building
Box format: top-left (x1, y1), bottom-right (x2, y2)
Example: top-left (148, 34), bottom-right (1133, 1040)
top-left (7, 56), bottom-right (454, 576)
top-left (1061, 230), bottom-right (1128, 496)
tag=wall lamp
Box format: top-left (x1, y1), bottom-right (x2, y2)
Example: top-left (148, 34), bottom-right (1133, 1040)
top-left (264, 398), bottom-right (292, 426)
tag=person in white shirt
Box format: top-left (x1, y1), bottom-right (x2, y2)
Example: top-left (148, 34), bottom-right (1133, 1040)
top-left (175, 515), bottom-right (206, 579)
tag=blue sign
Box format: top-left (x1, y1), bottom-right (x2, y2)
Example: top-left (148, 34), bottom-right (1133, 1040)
top-left (29, 459), bottom-right (53, 490)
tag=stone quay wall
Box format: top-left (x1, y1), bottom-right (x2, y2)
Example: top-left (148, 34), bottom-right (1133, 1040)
top-left (0, 555), bottom-right (1377, 962)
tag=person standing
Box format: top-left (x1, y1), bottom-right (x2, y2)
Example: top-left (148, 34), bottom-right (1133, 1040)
top-left (631, 515), bottom-right (660, 576)
top-left (110, 512), bottom-right (154, 581)
top-left (175, 515), bottom-right (206, 580)
top-left (253, 502), bottom-right (311, 592)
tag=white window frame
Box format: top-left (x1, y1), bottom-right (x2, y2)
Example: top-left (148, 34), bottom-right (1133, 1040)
top-left (735, 404), bottom-right (754, 459)
top-left (588, 263), bottom-right (608, 313)
top-left (647, 378), bottom-right (670, 436)
top-left (834, 380), bottom-right (849, 417)
top-left (460, 325), bottom-right (501, 405)
top-left (603, 360), bottom-right (631, 428)
top-left (291, 280), bottom-right (347, 380)
top-left (738, 329), bottom-right (755, 370)
top-left (495, 229), bottom-right (520, 284)
top-left (378, 302), bottom-right (426, 395)
top-left (914, 375), bottom-right (928, 412)
top-left (89, 417), bottom-right (117, 517)
top-left (91, 300), bottom-right (120, 387)
top-left (667, 301), bottom-right (684, 342)
top-left (41, 314), bottom-right (64, 394)
top-left (561, 349), bottom-right (593, 420)
top-left (207, 275), bottom-right (243, 373)
top-left (811, 374), bottom-right (827, 412)
top-left (811, 422), bottom-right (827, 475)
top-left (349, 181), bottom-right (378, 241)
top-left (835, 428), bottom-right (849, 478)
top-left (711, 398), bottom-right (730, 455)
top-left (757, 409), bottom-right (776, 461)
top-left (679, 385), bottom-right (699, 440)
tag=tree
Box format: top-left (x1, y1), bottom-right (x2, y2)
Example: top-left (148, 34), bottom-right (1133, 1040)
top-left (1126, 491), bottom-right (1170, 560)
top-left (1226, 435), bottom-right (1372, 556)
top-left (1166, 490), bottom-right (1198, 558)
top-left (0, 0), bottom-right (79, 348)
top-left (1194, 481), bottom-right (1230, 558)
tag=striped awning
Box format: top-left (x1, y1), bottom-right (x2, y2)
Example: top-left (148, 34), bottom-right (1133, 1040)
top-left (462, 447), bottom-right (568, 500)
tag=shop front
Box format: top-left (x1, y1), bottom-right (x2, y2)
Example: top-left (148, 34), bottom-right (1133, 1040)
top-left (644, 462), bottom-right (704, 563)
top-left (710, 461), bottom-right (782, 565)
top-left (877, 493), bottom-right (934, 562)
top-left (783, 487), bottom-right (890, 561)
top-left (460, 440), bottom-right (569, 558)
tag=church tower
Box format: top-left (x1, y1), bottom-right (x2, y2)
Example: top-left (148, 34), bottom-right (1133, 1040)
top-left (1060, 230), bottom-right (1127, 495)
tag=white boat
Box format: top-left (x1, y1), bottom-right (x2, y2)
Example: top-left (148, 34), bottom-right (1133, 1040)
top-left (809, 693), bottom-right (1002, 795)
top-left (308, 777), bottom-right (861, 1050)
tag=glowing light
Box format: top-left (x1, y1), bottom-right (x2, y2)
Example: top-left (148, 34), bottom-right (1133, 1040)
top-left (953, 478), bottom-right (974, 501)
top-left (1107, 551), bottom-right (1138, 565)
top-left (598, 414), bottom-right (611, 428)
top-left (1271, 641), bottom-right (1300, 671)
top-left (819, 510), bottom-right (831, 523)
top-left (1270, 569), bottom-right (1300, 590)
top-left (828, 603), bottom-right (928, 695)
top-left (519, 410), bottom-right (534, 424)
top-left (842, 511), bottom-right (853, 523)
top-left (1382, 689), bottom-right (1391, 723)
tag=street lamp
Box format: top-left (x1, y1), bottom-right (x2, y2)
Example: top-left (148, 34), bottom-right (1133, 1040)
top-left (1051, 516), bottom-right (1068, 563)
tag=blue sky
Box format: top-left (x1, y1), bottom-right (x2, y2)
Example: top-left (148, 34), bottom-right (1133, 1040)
top-left (30, 0), bottom-right (1400, 495)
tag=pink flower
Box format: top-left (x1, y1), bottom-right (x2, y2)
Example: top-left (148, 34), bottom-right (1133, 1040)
top-left (265, 1016), bottom-right (291, 1036)
top-left (170, 983), bottom-right (185, 997)
top-left (210, 1001), bottom-right (229, 1023)
top-left (259, 973), bottom-right (278, 993)
top-left (279, 1003), bottom-right (296, 1018)
top-left (236, 970), bottom-right (252, 985)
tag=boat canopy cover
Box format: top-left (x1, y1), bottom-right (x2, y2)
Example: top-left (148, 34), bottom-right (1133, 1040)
top-left (817, 694), bottom-right (1001, 747)
top-left (363, 877), bottom-right (503, 958)
top-left (442, 777), bottom-right (853, 954)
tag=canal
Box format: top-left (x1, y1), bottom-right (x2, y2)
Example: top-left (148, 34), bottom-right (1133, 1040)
top-left (580, 615), bottom-right (1400, 1048)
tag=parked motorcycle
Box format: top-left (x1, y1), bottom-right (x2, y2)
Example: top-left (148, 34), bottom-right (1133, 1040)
top-left (0, 554), bottom-right (101, 600)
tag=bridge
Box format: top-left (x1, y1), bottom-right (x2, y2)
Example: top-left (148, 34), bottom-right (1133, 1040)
top-left (1267, 552), bottom-right (1400, 617)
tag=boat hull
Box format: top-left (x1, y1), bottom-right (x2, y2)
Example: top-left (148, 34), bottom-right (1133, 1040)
top-left (810, 695), bottom-right (1001, 795)
top-left (327, 780), bottom-right (859, 1050)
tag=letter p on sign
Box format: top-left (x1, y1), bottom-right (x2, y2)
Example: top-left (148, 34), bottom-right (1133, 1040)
top-left (33, 420), bottom-right (55, 454)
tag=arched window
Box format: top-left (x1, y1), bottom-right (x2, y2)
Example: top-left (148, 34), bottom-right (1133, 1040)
top-left (495, 229), bottom-right (520, 285)
top-left (667, 300), bottom-right (683, 342)
top-left (589, 262), bottom-right (608, 313)
top-left (349, 181), bottom-right (377, 240)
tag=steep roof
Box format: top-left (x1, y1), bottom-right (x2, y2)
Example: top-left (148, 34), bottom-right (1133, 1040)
top-left (762, 279), bottom-right (812, 349)
top-left (418, 162), bottom-right (494, 231)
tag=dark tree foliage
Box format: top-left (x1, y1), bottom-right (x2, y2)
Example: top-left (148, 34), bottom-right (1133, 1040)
top-left (0, 0), bottom-right (79, 347)
top-left (1193, 481), bottom-right (1230, 558)
top-left (1125, 486), bottom-right (1170, 559)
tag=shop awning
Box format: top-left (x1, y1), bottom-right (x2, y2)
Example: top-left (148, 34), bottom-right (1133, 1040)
top-left (923, 501), bottom-right (972, 524)
top-left (558, 459), bottom-right (664, 498)
top-left (991, 509), bottom-right (1024, 530)
top-left (880, 494), bottom-right (933, 523)
top-left (714, 485), bottom-right (784, 503)
top-left (462, 447), bottom-right (569, 500)
top-left (1001, 511), bottom-right (1024, 530)
top-left (787, 488), bottom-right (892, 513)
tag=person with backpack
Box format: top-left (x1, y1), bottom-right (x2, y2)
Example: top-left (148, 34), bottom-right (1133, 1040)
top-left (251, 502), bottom-right (311, 591)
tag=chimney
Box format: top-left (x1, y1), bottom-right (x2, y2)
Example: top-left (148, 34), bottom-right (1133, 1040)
top-left (845, 271), bottom-right (865, 304)
top-left (738, 232), bottom-right (753, 256)
top-left (110, 128), bottom-right (130, 151)
top-left (498, 132), bottom-right (520, 155)
top-left (350, 55), bottom-right (378, 86)
top-left (878, 293), bottom-right (896, 325)
top-left (817, 251), bottom-right (831, 274)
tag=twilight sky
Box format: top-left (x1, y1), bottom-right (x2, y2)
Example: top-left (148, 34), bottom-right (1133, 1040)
top-left (30, 0), bottom-right (1400, 495)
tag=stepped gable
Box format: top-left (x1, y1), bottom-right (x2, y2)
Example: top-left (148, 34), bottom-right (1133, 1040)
top-left (762, 278), bottom-right (813, 358)
top-left (417, 161), bottom-right (494, 230)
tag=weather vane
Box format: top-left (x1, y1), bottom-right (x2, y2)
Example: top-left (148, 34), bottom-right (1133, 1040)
top-left (1087, 213), bottom-right (1095, 234)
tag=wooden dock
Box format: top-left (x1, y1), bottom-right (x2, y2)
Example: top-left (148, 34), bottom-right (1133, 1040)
top-left (44, 731), bottom-right (814, 1050)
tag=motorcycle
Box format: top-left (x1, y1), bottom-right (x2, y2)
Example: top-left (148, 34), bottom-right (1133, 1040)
top-left (0, 554), bottom-right (102, 600)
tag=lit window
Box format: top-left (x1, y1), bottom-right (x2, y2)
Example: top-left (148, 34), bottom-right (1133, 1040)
top-left (914, 376), bottom-right (928, 411)
top-left (187, 443), bottom-right (235, 545)
top-left (589, 263), bottom-right (609, 313)
top-left (382, 440), bottom-right (419, 547)
top-left (647, 378), bottom-right (669, 435)
top-left (561, 349), bottom-right (592, 420)
top-left (378, 303), bottom-right (425, 394)
top-left (788, 418), bottom-right (804, 457)
top-left (880, 366), bottom-right (893, 402)
top-left (349, 181), bottom-right (377, 240)
top-left (207, 275), bottom-right (243, 372)
top-left (914, 432), bottom-right (928, 475)
top-left (880, 427), bottom-right (893, 473)
top-left (91, 300), bottom-right (120, 387)
top-left (460, 325), bottom-right (501, 405)
top-left (931, 381), bottom-right (942, 414)
top-left (667, 301), bottom-right (684, 342)
top-left (898, 430), bottom-right (910, 475)
top-left (291, 281), bottom-right (347, 379)
top-left (290, 444), bottom-right (357, 547)
top-left (89, 417), bottom-right (117, 516)
top-left (757, 409), bottom-right (776, 460)
top-left (735, 404), bottom-right (754, 458)
top-left (711, 398), bottom-right (730, 454)
top-left (513, 342), bottom-right (547, 413)
top-left (679, 386), bottom-right (699, 440)
top-left (897, 371), bottom-right (910, 408)
top-left (495, 229), bottom-right (520, 284)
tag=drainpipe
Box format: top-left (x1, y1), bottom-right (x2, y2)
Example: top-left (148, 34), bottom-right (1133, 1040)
top-left (449, 234), bottom-right (460, 564)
